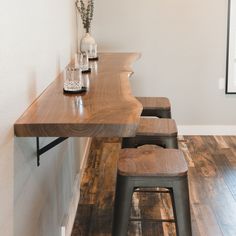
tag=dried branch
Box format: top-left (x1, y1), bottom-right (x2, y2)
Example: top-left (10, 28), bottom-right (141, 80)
top-left (76, 0), bottom-right (94, 33)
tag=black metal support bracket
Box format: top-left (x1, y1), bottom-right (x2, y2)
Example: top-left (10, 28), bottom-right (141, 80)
top-left (36, 137), bottom-right (68, 166)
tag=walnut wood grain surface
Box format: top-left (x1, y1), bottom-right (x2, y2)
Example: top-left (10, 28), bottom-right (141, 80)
top-left (136, 97), bottom-right (171, 110)
top-left (137, 117), bottom-right (177, 136)
top-left (118, 148), bottom-right (188, 177)
top-left (14, 53), bottom-right (142, 137)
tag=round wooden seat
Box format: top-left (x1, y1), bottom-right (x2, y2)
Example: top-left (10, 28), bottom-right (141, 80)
top-left (136, 96), bottom-right (171, 118)
top-left (118, 148), bottom-right (188, 177)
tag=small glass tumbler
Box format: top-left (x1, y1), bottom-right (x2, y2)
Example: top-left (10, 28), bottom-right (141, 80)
top-left (77, 52), bottom-right (89, 72)
top-left (88, 43), bottom-right (97, 59)
top-left (64, 67), bottom-right (83, 93)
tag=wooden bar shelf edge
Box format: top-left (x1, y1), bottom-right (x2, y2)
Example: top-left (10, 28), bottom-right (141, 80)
top-left (14, 53), bottom-right (142, 138)
top-left (14, 53), bottom-right (142, 135)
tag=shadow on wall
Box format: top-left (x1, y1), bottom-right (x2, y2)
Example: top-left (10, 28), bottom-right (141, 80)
top-left (13, 137), bottom-right (79, 236)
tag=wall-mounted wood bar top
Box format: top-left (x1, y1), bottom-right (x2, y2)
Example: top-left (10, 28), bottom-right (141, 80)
top-left (14, 53), bottom-right (142, 137)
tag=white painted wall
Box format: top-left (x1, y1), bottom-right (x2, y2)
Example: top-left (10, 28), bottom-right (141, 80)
top-left (0, 0), bottom-right (86, 235)
top-left (93, 0), bottom-right (236, 129)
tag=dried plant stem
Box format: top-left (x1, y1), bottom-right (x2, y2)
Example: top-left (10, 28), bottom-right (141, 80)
top-left (76, 0), bottom-right (94, 33)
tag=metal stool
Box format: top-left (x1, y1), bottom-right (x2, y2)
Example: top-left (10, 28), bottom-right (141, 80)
top-left (136, 97), bottom-right (171, 118)
top-left (112, 148), bottom-right (192, 236)
top-left (122, 117), bottom-right (178, 149)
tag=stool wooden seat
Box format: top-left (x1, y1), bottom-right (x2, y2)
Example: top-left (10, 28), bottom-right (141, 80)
top-left (122, 117), bottom-right (178, 149)
top-left (136, 96), bottom-right (171, 118)
top-left (118, 149), bottom-right (187, 177)
top-left (112, 148), bottom-right (192, 236)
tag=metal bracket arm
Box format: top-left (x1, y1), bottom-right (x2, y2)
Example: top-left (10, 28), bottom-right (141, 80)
top-left (36, 137), bottom-right (68, 166)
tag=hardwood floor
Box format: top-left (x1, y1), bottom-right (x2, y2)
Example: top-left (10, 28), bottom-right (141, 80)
top-left (72, 136), bottom-right (236, 236)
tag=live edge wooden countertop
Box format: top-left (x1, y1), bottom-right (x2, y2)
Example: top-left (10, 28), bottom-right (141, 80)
top-left (14, 53), bottom-right (142, 137)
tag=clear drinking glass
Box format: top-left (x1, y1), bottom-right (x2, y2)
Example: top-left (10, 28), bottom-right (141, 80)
top-left (77, 52), bottom-right (89, 71)
top-left (64, 67), bottom-right (83, 92)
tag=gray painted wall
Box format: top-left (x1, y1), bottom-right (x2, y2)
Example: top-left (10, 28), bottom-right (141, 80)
top-left (93, 0), bottom-right (236, 125)
top-left (14, 137), bottom-right (88, 236)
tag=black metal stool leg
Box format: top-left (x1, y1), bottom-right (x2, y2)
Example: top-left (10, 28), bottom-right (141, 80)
top-left (121, 138), bottom-right (135, 149)
top-left (112, 175), bottom-right (134, 236)
top-left (172, 177), bottom-right (192, 236)
top-left (161, 110), bottom-right (172, 118)
top-left (164, 137), bottom-right (178, 149)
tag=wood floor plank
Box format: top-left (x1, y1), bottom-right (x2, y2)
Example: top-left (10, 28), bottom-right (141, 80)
top-left (225, 136), bottom-right (236, 149)
top-left (217, 148), bottom-right (236, 167)
top-left (71, 204), bottom-right (94, 236)
top-left (214, 136), bottom-right (229, 149)
top-left (191, 204), bottom-right (223, 236)
top-left (72, 136), bottom-right (236, 236)
top-left (213, 153), bottom-right (236, 198)
top-left (192, 151), bottom-right (218, 178)
top-left (95, 143), bottom-right (120, 210)
top-left (129, 193), bottom-right (143, 235)
top-left (179, 139), bottom-right (195, 167)
top-left (79, 139), bottom-right (104, 204)
top-left (186, 135), bottom-right (236, 236)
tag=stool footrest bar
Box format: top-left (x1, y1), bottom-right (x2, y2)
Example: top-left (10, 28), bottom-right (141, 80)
top-left (130, 218), bottom-right (175, 223)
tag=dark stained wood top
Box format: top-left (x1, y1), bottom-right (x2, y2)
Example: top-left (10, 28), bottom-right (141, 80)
top-left (137, 117), bottom-right (177, 137)
top-left (136, 97), bottom-right (171, 110)
top-left (118, 148), bottom-right (188, 177)
top-left (14, 53), bottom-right (142, 137)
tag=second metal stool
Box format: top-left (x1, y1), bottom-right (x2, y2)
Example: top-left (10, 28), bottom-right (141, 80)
top-left (122, 117), bottom-right (178, 149)
top-left (136, 96), bottom-right (171, 118)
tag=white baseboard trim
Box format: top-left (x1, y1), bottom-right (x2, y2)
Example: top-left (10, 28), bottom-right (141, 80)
top-left (63, 137), bottom-right (92, 236)
top-left (178, 125), bottom-right (236, 135)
